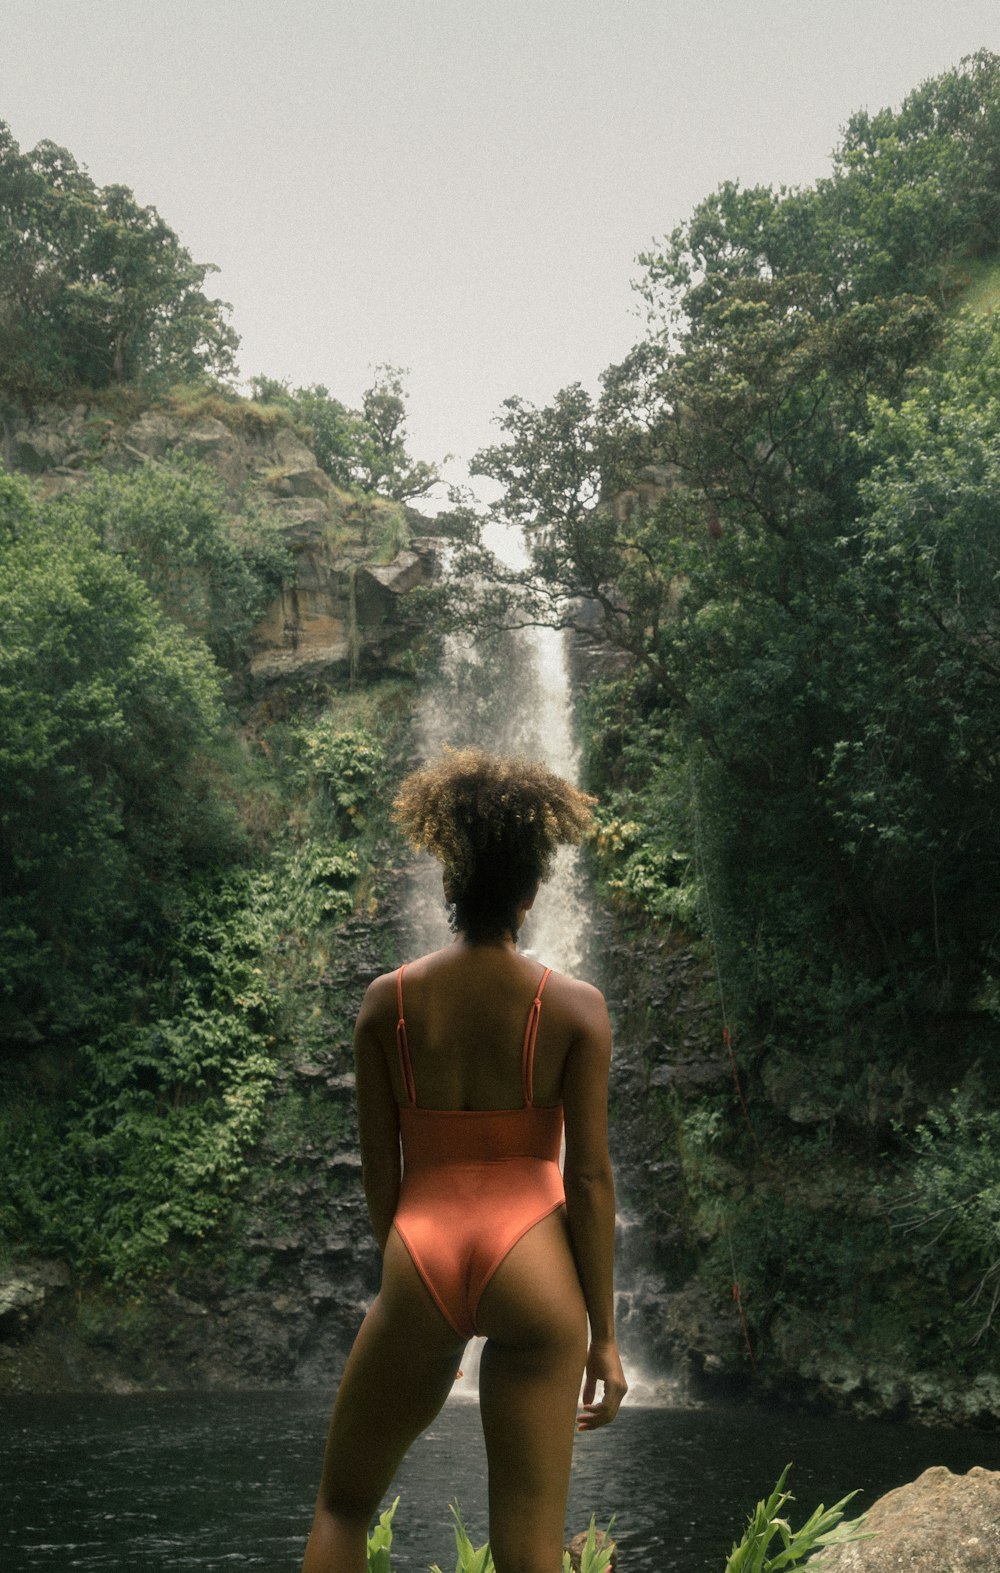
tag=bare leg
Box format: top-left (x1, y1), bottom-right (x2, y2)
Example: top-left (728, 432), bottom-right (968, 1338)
top-left (302, 1229), bottom-right (466, 1573)
top-left (476, 1210), bottom-right (588, 1573)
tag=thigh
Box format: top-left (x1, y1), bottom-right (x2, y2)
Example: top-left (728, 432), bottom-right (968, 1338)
top-left (476, 1211), bottom-right (588, 1567)
top-left (313, 1229), bottom-right (467, 1520)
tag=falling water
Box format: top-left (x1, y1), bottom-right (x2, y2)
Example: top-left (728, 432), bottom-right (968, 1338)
top-left (400, 531), bottom-right (589, 976)
top-left (399, 530), bottom-right (666, 1396)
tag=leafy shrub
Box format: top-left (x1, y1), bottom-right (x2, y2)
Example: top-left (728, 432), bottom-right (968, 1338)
top-left (367, 1497), bottom-right (399, 1572)
top-left (295, 720), bottom-right (386, 838)
top-left (48, 461), bottom-right (292, 669)
top-left (0, 869), bottom-right (280, 1279)
top-left (724, 1466), bottom-right (867, 1571)
top-left (890, 1087), bottom-right (1000, 1345)
top-left (0, 466), bottom-right (224, 1039)
top-left (582, 684), bottom-right (701, 929)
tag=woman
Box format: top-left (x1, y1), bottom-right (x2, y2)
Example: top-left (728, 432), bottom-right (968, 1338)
top-left (302, 749), bottom-right (626, 1573)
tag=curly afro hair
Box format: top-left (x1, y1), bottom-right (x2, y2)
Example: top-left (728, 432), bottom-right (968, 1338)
top-left (393, 748), bottom-right (595, 941)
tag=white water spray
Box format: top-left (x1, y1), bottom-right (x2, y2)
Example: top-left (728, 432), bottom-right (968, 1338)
top-left (402, 531), bottom-right (670, 1402)
top-left (401, 528), bottom-right (587, 977)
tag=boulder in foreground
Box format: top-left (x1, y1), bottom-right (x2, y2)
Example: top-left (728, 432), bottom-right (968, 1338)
top-left (819, 1465), bottom-right (1000, 1572)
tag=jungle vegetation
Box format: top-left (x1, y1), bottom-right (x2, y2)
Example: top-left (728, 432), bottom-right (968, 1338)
top-left (2, 53), bottom-right (1000, 1408)
top-left (440, 50), bottom-right (1000, 1377)
top-left (0, 124), bottom-right (431, 1287)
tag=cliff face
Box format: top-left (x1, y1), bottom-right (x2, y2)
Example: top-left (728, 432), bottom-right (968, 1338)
top-left (1, 399), bottom-right (438, 688)
top-left (0, 394), bottom-right (439, 1394)
top-left (3, 406), bottom-right (995, 1425)
top-left (0, 903), bottom-right (396, 1395)
top-left (567, 624), bottom-right (1000, 1429)
top-left (598, 900), bottom-right (1000, 1427)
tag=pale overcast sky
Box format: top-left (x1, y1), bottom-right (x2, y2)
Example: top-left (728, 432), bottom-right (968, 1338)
top-left (3, 1), bottom-right (999, 498)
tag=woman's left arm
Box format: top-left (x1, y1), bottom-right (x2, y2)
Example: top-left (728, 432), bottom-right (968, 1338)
top-left (354, 978), bottom-right (402, 1251)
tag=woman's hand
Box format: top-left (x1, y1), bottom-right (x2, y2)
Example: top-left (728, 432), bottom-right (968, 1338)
top-left (577, 1338), bottom-right (627, 1430)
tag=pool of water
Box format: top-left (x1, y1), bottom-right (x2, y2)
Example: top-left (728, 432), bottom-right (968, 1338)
top-left (3, 1387), bottom-right (1000, 1570)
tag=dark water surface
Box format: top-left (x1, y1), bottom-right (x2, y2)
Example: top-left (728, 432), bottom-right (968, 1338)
top-left (3, 1389), bottom-right (1000, 1571)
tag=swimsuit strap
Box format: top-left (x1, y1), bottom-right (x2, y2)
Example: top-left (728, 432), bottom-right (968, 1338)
top-left (521, 966), bottom-right (553, 1107)
top-left (396, 965), bottom-right (417, 1107)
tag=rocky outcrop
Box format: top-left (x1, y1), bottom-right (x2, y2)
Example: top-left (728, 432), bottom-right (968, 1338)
top-left (1, 399), bottom-right (439, 689)
top-left (820, 1466), bottom-right (1000, 1572)
top-left (593, 914), bottom-right (745, 1391)
top-left (249, 534), bottom-right (438, 689)
top-left (0, 1261), bottom-right (70, 1337)
top-left (585, 787), bottom-right (1000, 1425)
top-left (566, 1525), bottom-right (617, 1570)
top-left (1, 402), bottom-right (325, 498)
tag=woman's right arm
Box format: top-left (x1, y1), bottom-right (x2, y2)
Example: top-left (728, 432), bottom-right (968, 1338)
top-left (561, 983), bottom-right (628, 1428)
top-left (354, 978), bottom-right (402, 1251)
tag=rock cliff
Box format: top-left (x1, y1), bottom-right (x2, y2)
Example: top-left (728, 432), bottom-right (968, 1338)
top-left (1, 398), bottom-right (438, 689)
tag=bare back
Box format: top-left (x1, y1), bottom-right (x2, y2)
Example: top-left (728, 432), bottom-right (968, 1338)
top-left (375, 942), bottom-right (607, 1115)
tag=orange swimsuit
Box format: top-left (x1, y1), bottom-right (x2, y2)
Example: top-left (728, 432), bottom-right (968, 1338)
top-left (391, 963), bottom-right (566, 1339)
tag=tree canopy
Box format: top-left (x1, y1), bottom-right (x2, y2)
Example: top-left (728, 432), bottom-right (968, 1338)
top-left (459, 51), bottom-right (1000, 1057)
top-left (250, 365), bottom-right (444, 502)
top-left (0, 460), bottom-right (291, 1045)
top-left (0, 123), bottom-right (239, 398)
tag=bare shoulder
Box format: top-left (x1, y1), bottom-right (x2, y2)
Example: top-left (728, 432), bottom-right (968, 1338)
top-left (355, 968), bottom-right (399, 1033)
top-left (356, 948), bottom-right (447, 1028)
top-left (545, 970), bottom-right (610, 1035)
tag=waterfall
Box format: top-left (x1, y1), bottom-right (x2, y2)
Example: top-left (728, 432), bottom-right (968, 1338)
top-left (401, 619), bottom-right (588, 974)
top-left (402, 523), bottom-right (589, 973)
top-left (400, 532), bottom-right (674, 1403)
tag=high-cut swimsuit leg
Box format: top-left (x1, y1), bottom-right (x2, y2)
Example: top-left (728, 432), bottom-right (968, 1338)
top-left (391, 965), bottom-right (566, 1339)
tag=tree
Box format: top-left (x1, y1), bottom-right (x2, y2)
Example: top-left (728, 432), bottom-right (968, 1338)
top-left (636, 51), bottom-right (1000, 328)
top-left (355, 364), bottom-right (444, 500)
top-left (48, 462), bottom-right (291, 669)
top-left (0, 123), bottom-right (239, 397)
top-left (251, 366), bottom-right (445, 501)
top-left (0, 468), bottom-right (224, 1043)
top-left (466, 52), bottom-right (1000, 1056)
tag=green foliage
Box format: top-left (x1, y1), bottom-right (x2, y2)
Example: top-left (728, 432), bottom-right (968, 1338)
top-left (452, 55), bottom-right (1000, 1403)
top-left (250, 376), bottom-right (366, 489)
top-left (563, 1515), bottom-right (617, 1573)
top-left (0, 122), bottom-right (238, 398)
top-left (429, 1504), bottom-right (495, 1573)
top-left (357, 365), bottom-right (445, 502)
top-left (356, 498), bottom-right (412, 564)
top-left (250, 366), bottom-right (444, 502)
top-left (954, 255), bottom-right (1000, 314)
top-left (357, 1494), bottom-right (873, 1573)
top-left (583, 686), bottom-right (700, 928)
top-left (724, 1466), bottom-right (867, 1571)
top-left (0, 868), bottom-right (281, 1279)
top-left (468, 53), bottom-right (1000, 1063)
top-left (276, 841), bottom-right (360, 927)
top-left (48, 461), bottom-right (292, 668)
top-left (891, 1087), bottom-right (1000, 1345)
top-left (728, 1183), bottom-right (889, 1328)
top-left (638, 51), bottom-right (1000, 326)
top-left (0, 648), bottom-right (408, 1281)
top-left (296, 720), bottom-right (386, 835)
top-left (0, 466), bottom-right (224, 1039)
top-left (425, 1506), bottom-right (615, 1573)
top-left (367, 1496), bottom-right (399, 1573)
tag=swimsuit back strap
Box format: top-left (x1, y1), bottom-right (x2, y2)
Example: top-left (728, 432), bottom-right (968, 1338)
top-left (521, 965), bottom-right (553, 1107)
top-left (396, 965), bottom-right (417, 1107)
